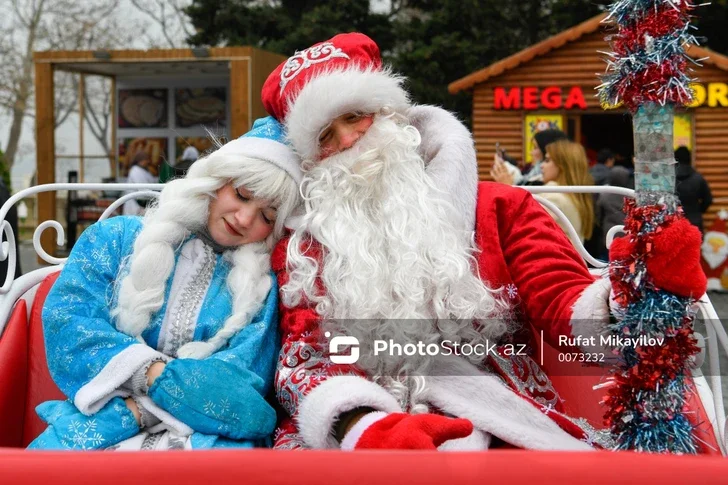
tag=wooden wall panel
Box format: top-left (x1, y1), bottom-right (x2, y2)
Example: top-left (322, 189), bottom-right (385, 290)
top-left (34, 62), bottom-right (56, 257)
top-left (469, 29), bottom-right (728, 225)
top-left (250, 49), bottom-right (286, 121)
top-left (230, 59), bottom-right (251, 137)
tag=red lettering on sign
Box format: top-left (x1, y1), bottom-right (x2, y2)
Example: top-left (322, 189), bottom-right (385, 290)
top-left (494, 87), bottom-right (520, 109)
top-left (492, 86), bottom-right (588, 110)
top-left (564, 86), bottom-right (587, 109)
top-left (523, 87), bottom-right (539, 110)
top-left (541, 87), bottom-right (562, 109)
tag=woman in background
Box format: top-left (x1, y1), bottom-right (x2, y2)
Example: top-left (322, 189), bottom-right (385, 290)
top-left (123, 151), bottom-right (158, 216)
top-left (539, 140), bottom-right (595, 243)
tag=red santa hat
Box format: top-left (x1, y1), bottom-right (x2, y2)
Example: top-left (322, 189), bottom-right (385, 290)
top-left (261, 32), bottom-right (411, 161)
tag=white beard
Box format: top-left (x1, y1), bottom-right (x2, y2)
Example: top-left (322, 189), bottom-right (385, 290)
top-left (283, 115), bottom-right (511, 397)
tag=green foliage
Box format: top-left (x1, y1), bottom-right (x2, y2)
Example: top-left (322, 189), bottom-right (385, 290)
top-left (0, 149), bottom-right (11, 191)
top-left (184, 0), bottom-right (727, 128)
top-left (185, 0), bottom-right (394, 56)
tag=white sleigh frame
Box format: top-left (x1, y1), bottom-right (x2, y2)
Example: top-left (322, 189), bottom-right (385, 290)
top-left (0, 183), bottom-right (724, 454)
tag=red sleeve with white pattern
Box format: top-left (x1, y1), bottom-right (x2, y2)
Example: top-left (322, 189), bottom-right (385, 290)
top-left (474, 183), bottom-right (610, 350)
top-left (271, 237), bottom-right (403, 449)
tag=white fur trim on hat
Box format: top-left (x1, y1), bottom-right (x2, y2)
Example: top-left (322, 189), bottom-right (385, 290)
top-left (284, 66), bottom-right (411, 161)
top-left (215, 136), bottom-right (302, 184)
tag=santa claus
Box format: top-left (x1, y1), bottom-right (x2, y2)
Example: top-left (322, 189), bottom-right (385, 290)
top-left (702, 209), bottom-right (728, 291)
top-left (261, 33), bottom-right (706, 451)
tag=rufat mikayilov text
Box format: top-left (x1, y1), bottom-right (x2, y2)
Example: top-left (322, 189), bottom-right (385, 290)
top-left (559, 335), bottom-right (665, 348)
top-left (373, 339), bottom-right (528, 357)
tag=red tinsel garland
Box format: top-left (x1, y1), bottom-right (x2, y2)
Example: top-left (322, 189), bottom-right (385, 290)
top-left (612, 5), bottom-right (693, 55)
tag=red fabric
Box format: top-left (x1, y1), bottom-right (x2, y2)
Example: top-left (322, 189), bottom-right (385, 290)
top-left (262, 33), bottom-right (381, 122)
top-left (610, 217), bottom-right (707, 298)
top-left (473, 182), bottom-right (597, 347)
top-left (536, 328), bottom-right (723, 455)
top-left (2, 449), bottom-right (728, 484)
top-left (271, 183), bottom-right (601, 448)
top-left (355, 413), bottom-right (473, 450)
top-left (0, 301), bottom-right (28, 447)
top-left (22, 272), bottom-right (65, 446)
top-left (271, 235), bottom-right (368, 426)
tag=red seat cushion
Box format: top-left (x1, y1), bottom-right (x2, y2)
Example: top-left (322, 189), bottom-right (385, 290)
top-left (539, 331), bottom-right (722, 455)
top-left (22, 272), bottom-right (65, 446)
top-left (0, 300), bottom-right (29, 447)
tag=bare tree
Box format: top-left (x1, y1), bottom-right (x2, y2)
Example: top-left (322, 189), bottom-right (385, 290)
top-left (0, 0), bottom-right (118, 169)
top-left (129, 0), bottom-right (194, 48)
top-left (83, 76), bottom-right (113, 157)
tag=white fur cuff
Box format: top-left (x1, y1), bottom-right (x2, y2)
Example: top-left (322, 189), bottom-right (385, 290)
top-left (75, 344), bottom-right (170, 415)
top-left (297, 375), bottom-right (403, 449)
top-left (340, 411), bottom-right (388, 450)
top-left (570, 278), bottom-right (611, 353)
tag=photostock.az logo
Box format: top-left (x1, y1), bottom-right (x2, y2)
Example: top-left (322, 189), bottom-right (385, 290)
top-left (325, 332), bottom-right (360, 364)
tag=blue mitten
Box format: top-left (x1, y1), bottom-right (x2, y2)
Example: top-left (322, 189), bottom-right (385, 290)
top-left (27, 398), bottom-right (139, 450)
top-left (148, 358), bottom-right (276, 440)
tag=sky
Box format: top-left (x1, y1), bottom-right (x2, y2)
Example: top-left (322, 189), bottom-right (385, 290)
top-left (0, 0), bottom-right (190, 189)
top-left (1, 0), bottom-right (394, 190)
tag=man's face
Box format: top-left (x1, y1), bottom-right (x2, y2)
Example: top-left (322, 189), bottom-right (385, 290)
top-left (317, 112), bottom-right (374, 160)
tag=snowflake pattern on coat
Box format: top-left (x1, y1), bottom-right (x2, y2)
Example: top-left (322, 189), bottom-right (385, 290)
top-left (30, 216), bottom-right (281, 450)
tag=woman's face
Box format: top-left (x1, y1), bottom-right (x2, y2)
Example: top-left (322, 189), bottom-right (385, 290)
top-left (541, 153), bottom-right (560, 183)
top-left (207, 184), bottom-right (276, 247)
top-left (530, 137), bottom-right (544, 163)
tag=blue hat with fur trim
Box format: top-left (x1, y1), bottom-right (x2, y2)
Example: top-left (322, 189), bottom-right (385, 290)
top-left (216, 116), bottom-right (302, 183)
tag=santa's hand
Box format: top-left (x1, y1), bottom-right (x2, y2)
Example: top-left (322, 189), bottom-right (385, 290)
top-left (609, 217), bottom-right (707, 298)
top-left (341, 412), bottom-right (473, 450)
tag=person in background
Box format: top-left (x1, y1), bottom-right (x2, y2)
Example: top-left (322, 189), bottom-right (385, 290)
top-left (123, 151), bottom-right (158, 215)
top-left (675, 146), bottom-right (713, 234)
top-left (595, 166), bottom-right (633, 259)
top-left (491, 129), bottom-right (568, 186)
top-left (591, 149), bottom-right (615, 186)
top-left (539, 140), bottom-right (595, 243)
top-left (584, 148), bottom-right (616, 260)
top-left (490, 150), bottom-right (523, 185)
top-left (175, 146), bottom-right (201, 178)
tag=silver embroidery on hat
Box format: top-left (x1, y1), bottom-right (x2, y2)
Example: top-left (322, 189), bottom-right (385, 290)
top-left (279, 42), bottom-right (350, 95)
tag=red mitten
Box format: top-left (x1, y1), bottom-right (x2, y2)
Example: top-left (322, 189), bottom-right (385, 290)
top-left (352, 413), bottom-right (473, 450)
top-left (609, 217), bottom-right (707, 298)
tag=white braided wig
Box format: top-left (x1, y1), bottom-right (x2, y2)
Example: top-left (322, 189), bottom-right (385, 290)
top-left (111, 144), bottom-right (300, 359)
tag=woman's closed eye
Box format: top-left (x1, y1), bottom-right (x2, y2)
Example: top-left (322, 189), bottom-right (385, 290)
top-left (236, 188), bottom-right (250, 201)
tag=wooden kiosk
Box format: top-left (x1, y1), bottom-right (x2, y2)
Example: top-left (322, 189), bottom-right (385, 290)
top-left (449, 13), bottom-right (728, 225)
top-left (33, 46), bottom-right (285, 255)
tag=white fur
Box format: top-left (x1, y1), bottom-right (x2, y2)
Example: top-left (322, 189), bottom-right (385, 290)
top-left (407, 105), bottom-right (479, 232)
top-left (424, 355), bottom-right (593, 450)
top-left (570, 277), bottom-right (612, 353)
top-left (112, 142), bottom-right (299, 359)
top-left (297, 375), bottom-right (403, 449)
top-left (74, 343), bottom-right (169, 415)
top-left (283, 116), bottom-right (510, 381)
top-left (215, 136), bottom-right (303, 184)
top-left (284, 66), bottom-right (411, 161)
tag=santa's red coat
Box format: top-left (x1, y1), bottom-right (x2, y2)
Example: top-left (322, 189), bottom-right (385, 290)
top-left (271, 182), bottom-right (614, 451)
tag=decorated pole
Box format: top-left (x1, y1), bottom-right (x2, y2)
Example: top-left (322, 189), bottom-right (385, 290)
top-left (598, 0), bottom-right (704, 453)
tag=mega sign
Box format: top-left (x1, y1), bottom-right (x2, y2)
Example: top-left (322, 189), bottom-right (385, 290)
top-left (493, 86), bottom-right (587, 110)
